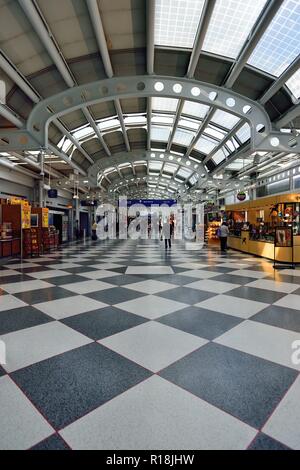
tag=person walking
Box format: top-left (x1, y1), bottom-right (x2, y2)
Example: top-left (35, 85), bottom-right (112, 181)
top-left (219, 221), bottom-right (229, 252)
top-left (91, 220), bottom-right (98, 240)
top-left (162, 220), bottom-right (171, 249)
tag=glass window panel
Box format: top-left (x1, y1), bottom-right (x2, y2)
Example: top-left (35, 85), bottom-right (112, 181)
top-left (151, 125), bottom-right (171, 141)
top-left (212, 149), bottom-right (226, 165)
top-left (204, 125), bottom-right (227, 140)
top-left (149, 161), bottom-right (163, 171)
top-left (194, 136), bottom-right (218, 154)
top-left (211, 109), bottom-right (240, 129)
top-left (203, 0), bottom-right (267, 59)
top-left (248, 0), bottom-right (300, 76)
top-left (177, 168), bottom-right (192, 178)
top-left (178, 118), bottom-right (200, 130)
top-left (98, 118), bottom-right (120, 131)
top-left (152, 97), bottom-right (179, 112)
top-left (236, 123), bottom-right (251, 143)
top-left (173, 129), bottom-right (195, 146)
top-left (182, 101), bottom-right (210, 118)
top-left (163, 163), bottom-right (178, 173)
top-left (154, 0), bottom-right (205, 48)
top-left (124, 116), bottom-right (147, 125)
top-left (73, 125), bottom-right (94, 140)
top-left (152, 115), bottom-right (174, 125)
top-left (286, 68), bottom-right (300, 99)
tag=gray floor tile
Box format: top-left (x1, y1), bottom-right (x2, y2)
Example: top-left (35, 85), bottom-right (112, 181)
top-left (159, 342), bottom-right (297, 428)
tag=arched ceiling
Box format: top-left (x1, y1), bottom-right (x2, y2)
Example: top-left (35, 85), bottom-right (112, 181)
top-left (0, 0), bottom-right (299, 201)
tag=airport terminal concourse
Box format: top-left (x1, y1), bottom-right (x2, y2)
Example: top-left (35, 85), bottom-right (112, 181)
top-left (0, 0), bottom-right (300, 452)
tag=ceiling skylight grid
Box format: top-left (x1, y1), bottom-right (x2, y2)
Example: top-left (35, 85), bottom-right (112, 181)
top-left (248, 0), bottom-right (300, 76)
top-left (154, 0), bottom-right (205, 49)
top-left (202, 0), bottom-right (267, 59)
top-left (211, 109), bottom-right (240, 129)
top-left (194, 136), bottom-right (218, 154)
top-left (151, 125), bottom-right (171, 141)
top-left (235, 123), bottom-right (251, 143)
top-left (152, 97), bottom-right (179, 112)
top-left (173, 129), bottom-right (195, 146)
top-left (182, 101), bottom-right (210, 119)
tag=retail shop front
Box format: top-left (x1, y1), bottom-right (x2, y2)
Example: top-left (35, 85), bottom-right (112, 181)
top-left (225, 193), bottom-right (300, 264)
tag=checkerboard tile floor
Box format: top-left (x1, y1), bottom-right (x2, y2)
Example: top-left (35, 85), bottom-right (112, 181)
top-left (1, 239), bottom-right (300, 450)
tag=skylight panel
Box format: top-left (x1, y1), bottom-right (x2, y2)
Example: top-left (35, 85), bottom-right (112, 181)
top-left (248, 0), bottom-right (300, 76)
top-left (177, 167), bottom-right (192, 179)
top-left (73, 125), bottom-right (94, 140)
top-left (151, 125), bottom-right (171, 141)
top-left (149, 161), bottom-right (163, 171)
top-left (202, 0), bottom-right (267, 59)
top-left (194, 136), bottom-right (218, 154)
top-left (204, 125), bottom-right (227, 141)
top-left (154, 0), bottom-right (205, 48)
top-left (182, 101), bottom-right (210, 119)
top-left (98, 118), bottom-right (120, 131)
top-left (286, 68), bottom-right (300, 99)
top-left (211, 110), bottom-right (240, 129)
top-left (178, 119), bottom-right (200, 131)
top-left (212, 149), bottom-right (227, 165)
top-left (236, 123), bottom-right (251, 143)
top-left (124, 116), bottom-right (147, 126)
top-left (152, 115), bottom-right (174, 125)
top-left (173, 129), bottom-right (194, 146)
top-left (164, 163), bottom-right (178, 173)
top-left (152, 97), bottom-right (178, 112)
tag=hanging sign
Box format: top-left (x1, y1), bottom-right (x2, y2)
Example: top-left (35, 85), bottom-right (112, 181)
top-left (237, 191), bottom-right (247, 201)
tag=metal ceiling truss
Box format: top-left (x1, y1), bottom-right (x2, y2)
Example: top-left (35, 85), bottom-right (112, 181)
top-left (1, 76), bottom-right (298, 158)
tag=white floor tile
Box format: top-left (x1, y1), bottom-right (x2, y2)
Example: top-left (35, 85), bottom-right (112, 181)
top-left (100, 322), bottom-right (206, 372)
top-left (80, 270), bottom-right (121, 279)
top-left (195, 294), bottom-right (268, 318)
top-left (45, 263), bottom-right (80, 270)
top-left (116, 295), bottom-right (187, 319)
top-left (263, 376), bottom-right (300, 449)
top-left (0, 376), bottom-right (53, 449)
top-left (274, 294), bottom-right (300, 311)
top-left (0, 270), bottom-right (20, 277)
top-left (245, 279), bottom-right (299, 294)
top-left (62, 280), bottom-right (115, 294)
top-left (215, 320), bottom-right (300, 371)
top-left (180, 270), bottom-right (225, 279)
top-left (4, 262), bottom-right (39, 269)
top-left (1, 322), bottom-right (92, 372)
top-left (124, 280), bottom-right (175, 294)
top-left (0, 295), bottom-right (28, 312)
top-left (3, 280), bottom-right (54, 294)
top-left (91, 263), bottom-right (124, 270)
top-left (28, 270), bottom-right (71, 279)
top-left (60, 375), bottom-right (256, 450)
top-left (186, 279), bottom-right (240, 294)
top-left (229, 270), bottom-right (270, 279)
top-left (174, 263), bottom-right (209, 269)
top-left (34, 295), bottom-right (108, 319)
top-left (277, 269), bottom-right (300, 277)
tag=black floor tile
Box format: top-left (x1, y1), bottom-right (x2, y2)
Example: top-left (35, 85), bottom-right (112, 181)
top-left (15, 266), bottom-right (52, 274)
top-left (12, 342), bottom-right (152, 429)
top-left (63, 267), bottom-right (99, 274)
top-left (144, 274), bottom-right (199, 286)
top-left (49, 274), bottom-right (89, 286)
top-left (203, 266), bottom-right (237, 274)
top-left (87, 287), bottom-right (145, 304)
top-left (62, 306), bottom-right (147, 340)
top-left (0, 274), bottom-right (33, 284)
top-left (101, 275), bottom-right (145, 286)
top-left (247, 433), bottom-right (291, 450)
top-left (14, 287), bottom-right (74, 305)
top-left (0, 306), bottom-right (53, 335)
top-left (208, 274), bottom-right (257, 285)
top-left (31, 434), bottom-right (70, 450)
top-left (251, 305), bottom-right (300, 333)
top-left (157, 286), bottom-right (216, 305)
top-left (159, 342), bottom-right (297, 429)
top-left (0, 365), bottom-right (6, 377)
top-left (157, 306), bottom-right (243, 340)
top-left (227, 286), bottom-right (286, 303)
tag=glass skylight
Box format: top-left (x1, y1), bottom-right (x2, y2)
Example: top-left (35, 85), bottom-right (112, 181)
top-left (212, 149), bottom-right (227, 165)
top-left (98, 118), bottom-right (120, 131)
top-left (177, 167), bottom-right (193, 179)
top-left (151, 125), bottom-right (171, 141)
top-left (211, 109), bottom-right (240, 129)
top-left (124, 115), bottom-right (147, 126)
top-left (202, 0), bottom-right (267, 59)
top-left (194, 136), bottom-right (218, 154)
top-left (152, 115), bottom-right (174, 125)
top-left (236, 123), bottom-right (251, 143)
top-left (248, 0), bottom-right (300, 76)
top-left (152, 97), bottom-right (178, 112)
top-left (173, 129), bottom-right (194, 146)
top-left (182, 101), bottom-right (210, 119)
top-left (154, 0), bottom-right (205, 49)
top-left (204, 125), bottom-right (227, 141)
top-left (286, 68), bottom-right (300, 99)
top-left (178, 118), bottom-right (200, 131)
top-left (72, 125), bottom-right (94, 140)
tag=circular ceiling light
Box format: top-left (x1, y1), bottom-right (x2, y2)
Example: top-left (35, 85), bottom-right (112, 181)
top-left (154, 81), bottom-right (164, 92)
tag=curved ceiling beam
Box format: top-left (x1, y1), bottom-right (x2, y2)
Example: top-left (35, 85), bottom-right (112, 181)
top-left (87, 150), bottom-right (207, 186)
top-left (25, 75), bottom-right (292, 153)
